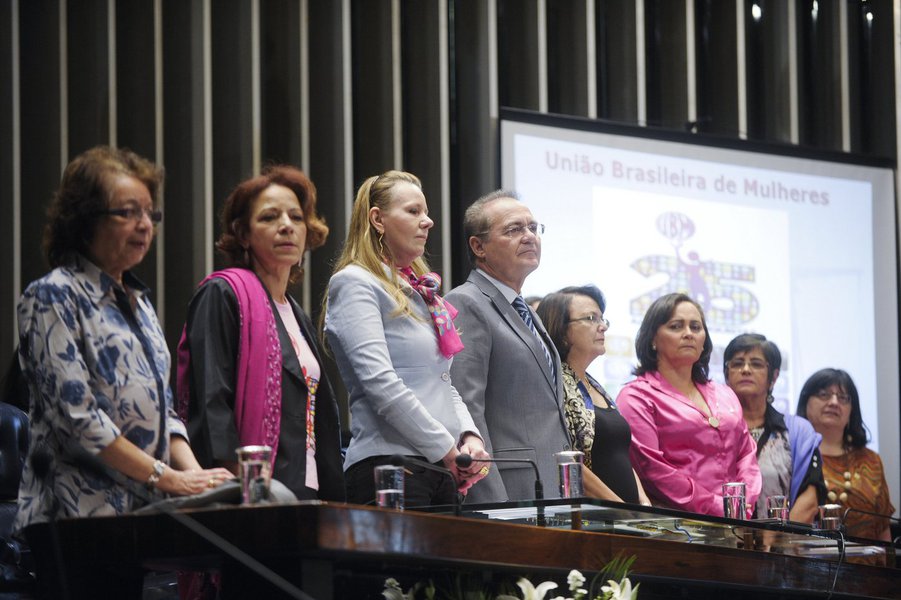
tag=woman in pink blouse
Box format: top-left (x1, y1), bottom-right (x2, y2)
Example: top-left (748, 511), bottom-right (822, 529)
top-left (616, 293), bottom-right (761, 518)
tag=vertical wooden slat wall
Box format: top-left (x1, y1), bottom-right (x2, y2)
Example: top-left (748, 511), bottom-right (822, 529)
top-left (1, 0), bottom-right (897, 423)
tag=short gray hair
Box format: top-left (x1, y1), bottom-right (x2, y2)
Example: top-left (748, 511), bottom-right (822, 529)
top-left (462, 189), bottom-right (521, 266)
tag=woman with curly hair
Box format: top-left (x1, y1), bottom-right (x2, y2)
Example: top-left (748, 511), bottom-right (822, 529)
top-left (177, 166), bottom-right (344, 503)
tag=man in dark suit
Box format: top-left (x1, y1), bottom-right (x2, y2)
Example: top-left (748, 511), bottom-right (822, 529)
top-left (447, 190), bottom-right (571, 503)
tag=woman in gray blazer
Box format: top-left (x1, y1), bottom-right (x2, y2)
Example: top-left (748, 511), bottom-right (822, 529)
top-left (323, 171), bottom-right (490, 507)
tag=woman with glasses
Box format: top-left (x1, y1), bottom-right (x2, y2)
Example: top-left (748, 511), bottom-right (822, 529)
top-left (537, 285), bottom-right (650, 505)
top-left (14, 147), bottom-right (232, 538)
top-left (616, 293), bottom-right (761, 517)
top-left (797, 369), bottom-right (894, 540)
top-left (724, 334), bottom-right (824, 523)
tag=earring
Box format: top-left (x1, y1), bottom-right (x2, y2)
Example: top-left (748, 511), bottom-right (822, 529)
top-left (242, 247), bottom-right (250, 265)
top-left (377, 232), bottom-right (385, 257)
top-left (651, 344), bottom-right (657, 352)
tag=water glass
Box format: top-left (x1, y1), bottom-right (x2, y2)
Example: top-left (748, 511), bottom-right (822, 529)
top-left (722, 482), bottom-right (746, 519)
top-left (235, 445), bottom-right (272, 504)
top-left (818, 504), bottom-right (843, 530)
top-left (374, 465), bottom-right (405, 510)
top-left (555, 450), bottom-right (584, 498)
top-left (766, 495), bottom-right (789, 521)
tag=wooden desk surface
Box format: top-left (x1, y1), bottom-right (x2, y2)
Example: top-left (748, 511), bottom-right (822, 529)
top-left (30, 501), bottom-right (900, 599)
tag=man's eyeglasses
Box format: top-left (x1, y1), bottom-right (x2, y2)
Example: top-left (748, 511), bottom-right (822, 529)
top-left (726, 359), bottom-right (768, 372)
top-left (813, 390), bottom-right (851, 405)
top-left (569, 314), bottom-right (610, 328)
top-left (476, 222), bottom-right (545, 238)
top-left (102, 207), bottom-right (163, 224)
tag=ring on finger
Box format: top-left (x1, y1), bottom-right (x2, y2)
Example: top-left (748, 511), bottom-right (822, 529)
top-left (479, 466), bottom-right (490, 476)
top-left (208, 477), bottom-right (216, 488)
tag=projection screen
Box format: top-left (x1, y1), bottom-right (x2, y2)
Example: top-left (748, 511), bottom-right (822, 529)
top-left (500, 110), bottom-right (899, 514)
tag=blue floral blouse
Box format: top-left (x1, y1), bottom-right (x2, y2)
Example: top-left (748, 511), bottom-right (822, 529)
top-left (14, 255), bottom-right (186, 530)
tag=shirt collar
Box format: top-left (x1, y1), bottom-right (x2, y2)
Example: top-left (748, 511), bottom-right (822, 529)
top-left (475, 268), bottom-right (519, 304)
top-left (73, 254), bottom-right (150, 302)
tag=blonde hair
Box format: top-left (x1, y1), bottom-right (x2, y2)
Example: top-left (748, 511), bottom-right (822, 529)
top-left (322, 171), bottom-right (431, 331)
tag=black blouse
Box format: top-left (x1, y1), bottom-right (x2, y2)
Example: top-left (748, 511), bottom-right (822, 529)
top-left (591, 406), bottom-right (639, 504)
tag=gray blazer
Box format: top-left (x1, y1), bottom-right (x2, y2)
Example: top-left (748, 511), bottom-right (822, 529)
top-left (325, 265), bottom-right (479, 471)
top-left (447, 270), bottom-right (571, 503)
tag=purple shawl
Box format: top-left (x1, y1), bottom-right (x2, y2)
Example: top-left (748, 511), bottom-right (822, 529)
top-left (176, 268), bottom-right (282, 466)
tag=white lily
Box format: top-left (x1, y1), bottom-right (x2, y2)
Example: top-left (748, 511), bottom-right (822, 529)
top-left (600, 578), bottom-right (635, 600)
top-left (566, 569), bottom-right (586, 592)
top-left (515, 576), bottom-right (559, 600)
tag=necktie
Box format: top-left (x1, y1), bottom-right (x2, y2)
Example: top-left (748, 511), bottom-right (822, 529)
top-left (512, 295), bottom-right (556, 385)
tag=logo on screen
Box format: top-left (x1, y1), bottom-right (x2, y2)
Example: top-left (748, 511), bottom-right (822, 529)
top-left (630, 212), bottom-right (759, 330)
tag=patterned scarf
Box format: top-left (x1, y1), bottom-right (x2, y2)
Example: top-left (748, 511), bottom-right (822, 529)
top-left (398, 267), bottom-right (464, 358)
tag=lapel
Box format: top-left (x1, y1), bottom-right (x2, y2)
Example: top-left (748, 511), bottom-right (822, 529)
top-left (468, 271), bottom-right (558, 394)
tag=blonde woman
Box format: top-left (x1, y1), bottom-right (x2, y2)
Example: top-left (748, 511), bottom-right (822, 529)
top-left (323, 171), bottom-right (489, 507)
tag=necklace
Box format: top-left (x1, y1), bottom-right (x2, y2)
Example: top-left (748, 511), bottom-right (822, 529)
top-left (749, 426), bottom-right (764, 443)
top-left (688, 390), bottom-right (719, 428)
top-left (825, 452), bottom-right (859, 504)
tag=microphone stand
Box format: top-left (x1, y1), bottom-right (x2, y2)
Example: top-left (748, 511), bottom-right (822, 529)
top-left (69, 447), bottom-right (313, 600)
top-left (841, 506), bottom-right (900, 567)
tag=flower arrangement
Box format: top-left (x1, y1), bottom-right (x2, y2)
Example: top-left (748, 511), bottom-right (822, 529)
top-left (382, 554), bottom-right (638, 600)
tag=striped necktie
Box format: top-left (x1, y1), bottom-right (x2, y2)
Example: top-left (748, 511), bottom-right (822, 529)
top-left (512, 295), bottom-right (556, 385)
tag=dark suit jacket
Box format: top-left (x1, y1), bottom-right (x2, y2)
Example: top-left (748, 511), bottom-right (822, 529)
top-left (447, 270), bottom-right (571, 502)
top-left (181, 277), bottom-right (345, 502)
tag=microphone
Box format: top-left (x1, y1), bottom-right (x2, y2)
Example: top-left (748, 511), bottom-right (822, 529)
top-left (455, 453), bottom-right (544, 500)
top-left (455, 453), bottom-right (545, 526)
top-left (841, 506), bottom-right (900, 544)
top-left (67, 447), bottom-right (314, 600)
top-left (841, 506), bottom-right (900, 525)
top-left (388, 455), bottom-right (462, 516)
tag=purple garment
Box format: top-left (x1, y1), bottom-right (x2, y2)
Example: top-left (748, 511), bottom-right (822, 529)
top-left (783, 412), bottom-right (822, 503)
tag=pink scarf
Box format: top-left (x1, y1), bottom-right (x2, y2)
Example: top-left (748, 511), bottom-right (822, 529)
top-left (176, 268), bottom-right (282, 466)
top-left (398, 267), bottom-right (464, 358)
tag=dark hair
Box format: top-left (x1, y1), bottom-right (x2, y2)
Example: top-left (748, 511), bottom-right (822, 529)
top-left (722, 333), bottom-right (782, 389)
top-left (537, 285), bottom-right (607, 363)
top-left (462, 189), bottom-right (521, 266)
top-left (216, 165), bottom-right (328, 281)
top-left (634, 292), bottom-right (712, 384)
top-left (796, 368), bottom-right (869, 449)
top-left (43, 146), bottom-right (163, 267)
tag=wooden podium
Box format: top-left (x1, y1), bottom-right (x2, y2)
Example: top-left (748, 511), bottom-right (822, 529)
top-left (24, 501), bottom-right (900, 599)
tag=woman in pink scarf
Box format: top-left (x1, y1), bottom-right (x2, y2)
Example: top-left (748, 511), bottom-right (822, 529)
top-left (177, 166), bottom-right (344, 503)
top-left (323, 170), bottom-right (489, 507)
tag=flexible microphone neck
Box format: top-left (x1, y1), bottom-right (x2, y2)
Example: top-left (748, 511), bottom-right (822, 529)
top-left (388, 455), bottom-right (462, 515)
top-left (68, 447), bottom-right (314, 600)
top-left (841, 506), bottom-right (901, 525)
top-left (455, 453), bottom-right (543, 495)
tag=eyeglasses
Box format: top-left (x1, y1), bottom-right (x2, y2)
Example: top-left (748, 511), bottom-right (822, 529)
top-left (813, 390), bottom-right (851, 405)
top-left (476, 222), bottom-right (545, 239)
top-left (569, 314), bottom-right (610, 328)
top-left (102, 207), bottom-right (163, 224)
top-left (726, 358), bottom-right (768, 372)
